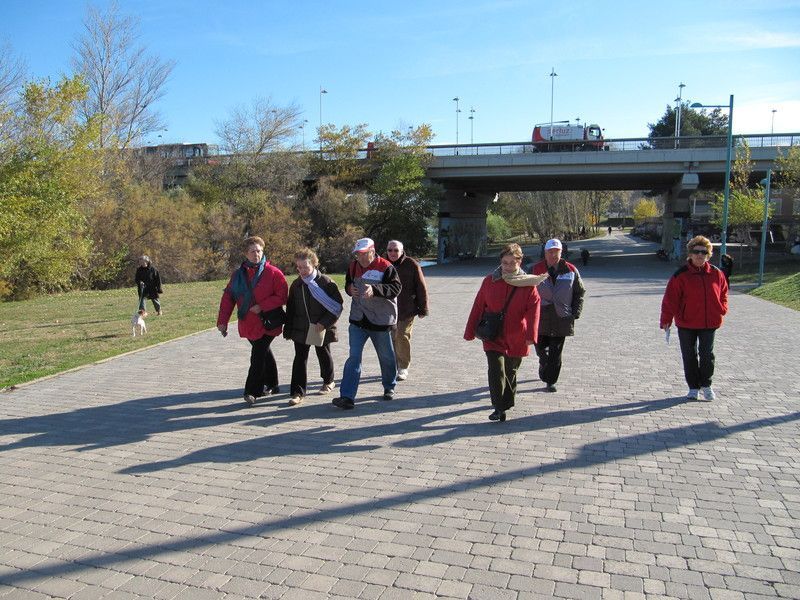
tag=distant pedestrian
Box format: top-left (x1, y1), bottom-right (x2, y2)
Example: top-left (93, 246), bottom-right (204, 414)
top-left (135, 255), bottom-right (163, 315)
top-left (607, 226), bottom-right (612, 236)
top-left (283, 248), bottom-right (343, 405)
top-left (660, 235), bottom-right (729, 402)
top-left (464, 243), bottom-right (543, 422)
top-left (217, 236), bottom-right (288, 407)
top-left (531, 239), bottom-right (586, 393)
top-left (385, 240), bottom-right (429, 382)
top-left (580, 248), bottom-right (590, 266)
top-left (333, 238), bottom-right (402, 410)
top-left (720, 254), bottom-right (733, 282)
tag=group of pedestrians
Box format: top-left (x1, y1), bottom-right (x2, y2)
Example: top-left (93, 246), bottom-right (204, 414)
top-left (216, 231), bottom-right (728, 423)
top-left (216, 236), bottom-right (429, 410)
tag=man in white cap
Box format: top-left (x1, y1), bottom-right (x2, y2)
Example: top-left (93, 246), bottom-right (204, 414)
top-left (530, 238), bottom-right (585, 392)
top-left (333, 237), bottom-right (402, 409)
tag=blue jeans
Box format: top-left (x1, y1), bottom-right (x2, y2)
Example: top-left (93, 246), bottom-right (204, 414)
top-left (340, 323), bottom-right (397, 401)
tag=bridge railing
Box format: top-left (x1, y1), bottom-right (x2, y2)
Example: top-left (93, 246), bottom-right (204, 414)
top-left (426, 133), bottom-right (800, 156)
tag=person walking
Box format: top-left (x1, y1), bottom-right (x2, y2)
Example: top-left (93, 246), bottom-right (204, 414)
top-left (385, 240), bottom-right (429, 381)
top-left (531, 238), bottom-right (586, 393)
top-left (217, 236), bottom-right (288, 407)
top-left (660, 235), bottom-right (728, 401)
top-left (135, 255), bottom-right (163, 315)
top-left (464, 243), bottom-right (543, 422)
top-left (333, 238), bottom-right (402, 410)
top-left (283, 248), bottom-right (343, 405)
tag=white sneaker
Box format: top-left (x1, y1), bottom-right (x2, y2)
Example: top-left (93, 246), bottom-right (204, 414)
top-left (318, 382), bottom-right (335, 395)
top-left (701, 386), bottom-right (716, 401)
top-left (289, 395), bottom-right (303, 406)
top-left (244, 394), bottom-right (256, 406)
top-left (686, 389), bottom-right (699, 401)
top-left (397, 368), bottom-right (408, 381)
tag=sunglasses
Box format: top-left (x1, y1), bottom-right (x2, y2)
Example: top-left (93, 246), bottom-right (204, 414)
top-left (387, 248), bottom-right (401, 253)
top-left (690, 249), bottom-right (709, 255)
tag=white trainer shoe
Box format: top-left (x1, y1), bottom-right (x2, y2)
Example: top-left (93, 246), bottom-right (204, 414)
top-left (686, 389), bottom-right (699, 401)
top-left (289, 395), bottom-right (303, 406)
top-left (701, 386), bottom-right (716, 401)
top-left (318, 382), bottom-right (335, 395)
top-left (397, 368), bottom-right (408, 381)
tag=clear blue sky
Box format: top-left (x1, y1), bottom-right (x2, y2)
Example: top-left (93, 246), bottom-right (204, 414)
top-left (3, 0), bottom-right (799, 147)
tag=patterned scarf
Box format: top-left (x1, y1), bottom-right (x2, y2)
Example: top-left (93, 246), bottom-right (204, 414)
top-left (230, 256), bottom-right (266, 319)
top-left (302, 269), bottom-right (343, 317)
top-left (492, 266), bottom-right (548, 287)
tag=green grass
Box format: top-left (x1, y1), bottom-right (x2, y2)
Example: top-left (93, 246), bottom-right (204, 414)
top-left (748, 272), bottom-right (800, 311)
top-left (728, 254), bottom-right (800, 285)
top-left (0, 274), bottom-right (346, 388)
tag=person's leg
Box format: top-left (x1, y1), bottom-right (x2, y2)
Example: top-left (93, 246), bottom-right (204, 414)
top-left (151, 298), bottom-right (161, 314)
top-left (245, 336), bottom-right (268, 397)
top-left (677, 327), bottom-right (701, 390)
top-left (393, 317), bottom-right (414, 371)
top-left (370, 329), bottom-right (398, 394)
top-left (261, 335), bottom-right (278, 392)
top-left (547, 337), bottom-right (566, 384)
top-left (315, 343), bottom-right (335, 386)
top-left (697, 328), bottom-right (716, 387)
top-left (485, 351), bottom-right (505, 410)
top-left (534, 336), bottom-right (550, 382)
top-left (340, 324), bottom-right (369, 401)
top-left (137, 290), bottom-right (146, 312)
top-left (290, 341), bottom-right (311, 397)
top-left (500, 356), bottom-right (523, 410)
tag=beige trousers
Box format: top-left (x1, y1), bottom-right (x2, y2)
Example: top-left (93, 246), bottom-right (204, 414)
top-left (392, 317), bottom-right (415, 369)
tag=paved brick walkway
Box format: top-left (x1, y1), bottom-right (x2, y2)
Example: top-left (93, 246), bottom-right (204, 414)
top-left (1, 232), bottom-right (798, 599)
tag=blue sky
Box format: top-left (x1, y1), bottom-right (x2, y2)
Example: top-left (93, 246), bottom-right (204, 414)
top-left (2, 0), bottom-right (799, 147)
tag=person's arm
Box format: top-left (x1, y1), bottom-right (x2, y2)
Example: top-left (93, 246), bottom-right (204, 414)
top-left (371, 264), bottom-right (402, 299)
top-left (217, 275), bottom-right (236, 336)
top-left (283, 282), bottom-right (297, 338)
top-left (718, 271), bottom-right (729, 316)
top-left (571, 267), bottom-right (585, 319)
top-left (464, 280), bottom-right (488, 341)
top-left (415, 262), bottom-right (429, 317)
top-left (525, 288), bottom-right (540, 345)
top-left (660, 276), bottom-right (679, 329)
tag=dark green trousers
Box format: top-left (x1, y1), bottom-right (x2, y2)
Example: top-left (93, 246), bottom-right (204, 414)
top-left (485, 351), bottom-right (522, 412)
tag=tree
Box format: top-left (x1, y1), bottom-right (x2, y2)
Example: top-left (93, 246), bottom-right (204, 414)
top-left (312, 123), bottom-right (372, 186)
top-left (0, 77), bottom-right (102, 299)
top-left (0, 41), bottom-right (25, 107)
top-left (775, 145), bottom-right (800, 197)
top-left (214, 97), bottom-right (303, 156)
top-left (486, 211), bottom-right (512, 242)
top-left (633, 198), bottom-right (659, 222)
top-left (647, 103), bottom-right (728, 148)
top-left (72, 2), bottom-right (175, 148)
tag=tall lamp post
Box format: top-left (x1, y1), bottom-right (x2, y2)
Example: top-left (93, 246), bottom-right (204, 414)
top-left (319, 86), bottom-right (328, 152)
top-left (300, 119), bottom-right (308, 150)
top-left (469, 106), bottom-right (475, 145)
top-left (549, 67), bottom-right (558, 140)
top-left (758, 169), bottom-right (772, 287)
top-left (771, 109), bottom-right (777, 141)
top-left (674, 82), bottom-right (685, 149)
top-left (452, 97), bottom-right (461, 147)
top-left (691, 94), bottom-right (734, 259)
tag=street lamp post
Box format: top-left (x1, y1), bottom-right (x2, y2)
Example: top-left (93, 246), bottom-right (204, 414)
top-left (549, 67), bottom-right (558, 140)
top-left (758, 169), bottom-right (772, 287)
top-left (771, 109), bottom-right (777, 140)
top-left (300, 119), bottom-right (308, 150)
top-left (319, 86), bottom-right (328, 152)
top-left (469, 106), bottom-right (475, 146)
top-left (674, 82), bottom-right (685, 149)
top-left (452, 97), bottom-right (461, 147)
top-left (691, 94), bottom-right (734, 259)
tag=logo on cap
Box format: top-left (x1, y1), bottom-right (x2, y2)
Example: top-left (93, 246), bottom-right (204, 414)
top-left (544, 239), bottom-right (562, 251)
top-left (353, 237), bottom-right (375, 253)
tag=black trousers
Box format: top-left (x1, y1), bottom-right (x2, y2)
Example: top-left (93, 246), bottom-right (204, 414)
top-left (677, 327), bottom-right (716, 389)
top-left (245, 335), bottom-right (278, 397)
top-left (486, 351), bottom-right (522, 411)
top-left (534, 335), bottom-right (566, 385)
top-left (290, 342), bottom-right (335, 397)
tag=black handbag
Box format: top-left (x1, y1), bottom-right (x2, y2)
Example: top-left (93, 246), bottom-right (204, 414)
top-left (260, 306), bottom-right (286, 330)
top-left (475, 287), bottom-right (517, 341)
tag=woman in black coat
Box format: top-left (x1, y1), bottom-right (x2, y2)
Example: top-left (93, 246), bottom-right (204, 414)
top-left (283, 248), bottom-right (343, 405)
top-left (134, 255), bottom-right (163, 315)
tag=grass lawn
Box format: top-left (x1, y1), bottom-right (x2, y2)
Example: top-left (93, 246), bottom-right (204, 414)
top-left (0, 274), bottom-right (346, 388)
top-left (729, 253), bottom-right (800, 285)
top-left (748, 272), bottom-right (800, 311)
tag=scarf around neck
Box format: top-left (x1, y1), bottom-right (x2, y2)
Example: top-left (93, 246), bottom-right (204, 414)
top-left (231, 256), bottom-right (266, 319)
top-left (493, 266), bottom-right (548, 287)
top-left (301, 269), bottom-right (343, 317)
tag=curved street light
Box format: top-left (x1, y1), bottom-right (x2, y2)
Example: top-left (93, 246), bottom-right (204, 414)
top-left (691, 94), bottom-right (734, 260)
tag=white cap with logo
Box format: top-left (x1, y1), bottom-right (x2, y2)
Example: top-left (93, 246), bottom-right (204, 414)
top-left (353, 237), bottom-right (375, 253)
top-left (544, 238), bottom-right (562, 251)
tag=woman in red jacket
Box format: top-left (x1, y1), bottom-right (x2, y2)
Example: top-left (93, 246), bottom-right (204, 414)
top-left (660, 235), bottom-right (729, 402)
top-left (217, 236), bottom-right (289, 407)
top-left (465, 243), bottom-right (542, 422)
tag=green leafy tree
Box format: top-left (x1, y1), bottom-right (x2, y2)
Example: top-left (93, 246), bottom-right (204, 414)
top-left (633, 198), bottom-right (659, 222)
top-left (647, 103), bottom-right (728, 148)
top-left (486, 211), bottom-right (512, 242)
top-left (312, 123), bottom-right (372, 186)
top-left (0, 77), bottom-right (102, 299)
top-left (775, 145), bottom-right (800, 198)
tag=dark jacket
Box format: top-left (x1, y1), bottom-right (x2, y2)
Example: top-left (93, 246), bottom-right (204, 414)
top-left (284, 273), bottom-right (343, 345)
top-left (135, 265), bottom-right (163, 299)
top-left (345, 256), bottom-right (402, 330)
top-left (531, 258), bottom-right (585, 337)
top-left (388, 253), bottom-right (429, 321)
top-left (660, 261), bottom-right (728, 330)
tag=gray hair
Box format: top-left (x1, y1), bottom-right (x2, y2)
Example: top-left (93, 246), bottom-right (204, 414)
top-left (139, 255), bottom-right (150, 264)
top-left (387, 240), bottom-right (404, 253)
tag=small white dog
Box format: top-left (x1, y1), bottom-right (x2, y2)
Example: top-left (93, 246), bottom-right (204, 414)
top-left (131, 309), bottom-right (148, 337)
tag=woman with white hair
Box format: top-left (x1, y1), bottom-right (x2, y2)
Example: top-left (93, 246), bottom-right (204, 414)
top-left (134, 255), bottom-right (163, 315)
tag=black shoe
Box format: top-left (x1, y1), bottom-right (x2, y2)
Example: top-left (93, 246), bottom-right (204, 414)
top-left (382, 389), bottom-right (395, 401)
top-left (332, 397), bottom-right (354, 410)
top-left (489, 410), bottom-right (506, 422)
top-left (546, 384), bottom-right (557, 393)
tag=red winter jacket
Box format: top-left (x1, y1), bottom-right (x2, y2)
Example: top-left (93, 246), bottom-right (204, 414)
top-left (660, 261), bottom-right (728, 330)
top-left (217, 261), bottom-right (289, 340)
top-left (464, 271), bottom-right (540, 357)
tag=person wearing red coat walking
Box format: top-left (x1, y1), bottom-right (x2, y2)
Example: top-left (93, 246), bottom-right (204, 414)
top-left (660, 235), bottom-right (728, 402)
top-left (464, 243), bottom-right (543, 422)
top-left (217, 236), bottom-right (289, 407)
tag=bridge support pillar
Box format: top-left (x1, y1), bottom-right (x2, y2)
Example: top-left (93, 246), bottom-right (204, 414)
top-left (437, 190), bottom-right (495, 263)
top-left (662, 173), bottom-right (699, 256)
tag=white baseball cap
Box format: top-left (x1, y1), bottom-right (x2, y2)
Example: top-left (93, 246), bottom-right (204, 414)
top-left (544, 239), bottom-right (562, 251)
top-left (353, 237), bottom-right (375, 253)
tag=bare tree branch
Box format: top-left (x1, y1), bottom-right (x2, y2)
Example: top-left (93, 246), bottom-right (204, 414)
top-left (214, 96), bottom-right (303, 157)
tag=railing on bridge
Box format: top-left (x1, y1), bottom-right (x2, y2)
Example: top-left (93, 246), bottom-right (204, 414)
top-left (426, 133), bottom-right (800, 157)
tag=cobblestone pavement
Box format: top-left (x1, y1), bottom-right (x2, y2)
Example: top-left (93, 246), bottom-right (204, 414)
top-left (1, 232), bottom-right (798, 599)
